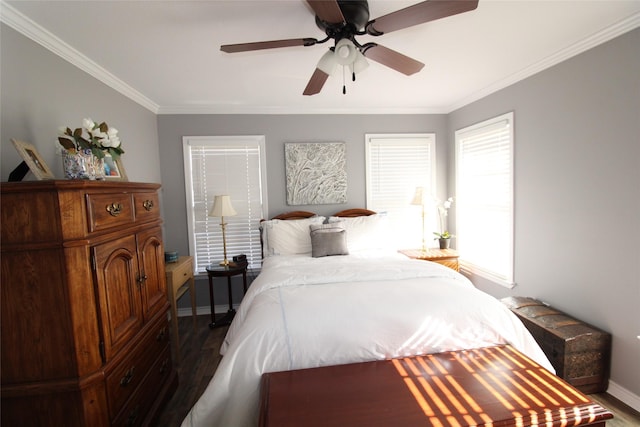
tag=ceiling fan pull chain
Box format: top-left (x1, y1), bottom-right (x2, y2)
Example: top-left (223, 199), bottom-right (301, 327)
top-left (342, 65), bottom-right (347, 95)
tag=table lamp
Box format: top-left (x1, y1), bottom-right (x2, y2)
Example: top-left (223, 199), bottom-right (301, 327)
top-left (209, 195), bottom-right (237, 267)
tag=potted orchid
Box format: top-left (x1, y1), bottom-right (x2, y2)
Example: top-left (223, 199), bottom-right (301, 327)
top-left (57, 118), bottom-right (124, 179)
top-left (433, 197), bottom-right (454, 249)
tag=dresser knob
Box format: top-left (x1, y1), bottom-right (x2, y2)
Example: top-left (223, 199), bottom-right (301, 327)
top-left (137, 273), bottom-right (148, 285)
top-left (159, 358), bottom-right (170, 375)
top-left (143, 199), bottom-right (154, 211)
top-left (125, 405), bottom-right (139, 427)
top-left (106, 202), bottom-right (123, 217)
top-left (120, 366), bottom-right (135, 387)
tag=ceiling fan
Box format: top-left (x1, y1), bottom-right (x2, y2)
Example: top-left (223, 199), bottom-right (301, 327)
top-left (220, 0), bottom-right (479, 95)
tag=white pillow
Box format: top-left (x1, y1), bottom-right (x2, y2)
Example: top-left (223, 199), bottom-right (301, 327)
top-left (261, 216), bottom-right (326, 257)
top-left (327, 213), bottom-right (391, 252)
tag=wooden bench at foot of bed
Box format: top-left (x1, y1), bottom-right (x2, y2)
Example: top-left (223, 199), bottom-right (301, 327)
top-left (259, 345), bottom-right (613, 427)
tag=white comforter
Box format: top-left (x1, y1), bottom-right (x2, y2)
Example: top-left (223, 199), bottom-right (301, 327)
top-left (182, 253), bottom-right (553, 427)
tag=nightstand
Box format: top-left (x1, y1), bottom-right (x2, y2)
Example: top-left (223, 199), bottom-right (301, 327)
top-left (206, 263), bottom-right (248, 329)
top-left (165, 255), bottom-right (197, 362)
top-left (399, 248), bottom-right (460, 272)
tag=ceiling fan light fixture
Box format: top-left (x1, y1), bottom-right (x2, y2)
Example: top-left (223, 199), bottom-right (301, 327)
top-left (317, 49), bottom-right (338, 75)
top-left (334, 38), bottom-right (357, 66)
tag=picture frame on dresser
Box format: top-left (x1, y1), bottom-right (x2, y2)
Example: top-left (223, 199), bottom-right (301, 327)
top-left (103, 154), bottom-right (128, 181)
top-left (10, 138), bottom-right (55, 180)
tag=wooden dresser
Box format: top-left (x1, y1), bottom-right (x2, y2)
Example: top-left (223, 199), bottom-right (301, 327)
top-left (1, 181), bottom-right (177, 426)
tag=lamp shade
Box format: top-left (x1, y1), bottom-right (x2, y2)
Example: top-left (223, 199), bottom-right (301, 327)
top-left (351, 50), bottom-right (369, 74)
top-left (411, 187), bottom-right (425, 206)
top-left (317, 49), bottom-right (338, 75)
top-left (209, 195), bottom-right (237, 217)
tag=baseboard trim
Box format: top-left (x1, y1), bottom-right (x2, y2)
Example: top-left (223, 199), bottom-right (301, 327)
top-left (607, 380), bottom-right (640, 412)
top-left (177, 305), bottom-right (239, 317)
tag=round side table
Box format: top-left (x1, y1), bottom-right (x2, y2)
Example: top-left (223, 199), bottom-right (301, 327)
top-left (206, 263), bottom-right (247, 328)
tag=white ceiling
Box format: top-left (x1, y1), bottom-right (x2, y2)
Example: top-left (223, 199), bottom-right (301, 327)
top-left (3, 1), bottom-right (639, 114)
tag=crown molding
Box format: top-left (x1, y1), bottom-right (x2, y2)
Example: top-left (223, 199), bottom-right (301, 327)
top-left (0, 1), bottom-right (159, 114)
top-left (447, 12), bottom-right (640, 113)
top-left (156, 104), bottom-right (447, 115)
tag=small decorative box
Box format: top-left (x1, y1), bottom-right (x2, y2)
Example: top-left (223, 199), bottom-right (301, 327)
top-left (164, 251), bottom-right (178, 263)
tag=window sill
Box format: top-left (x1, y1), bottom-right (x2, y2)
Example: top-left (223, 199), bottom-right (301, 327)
top-left (459, 262), bottom-right (515, 289)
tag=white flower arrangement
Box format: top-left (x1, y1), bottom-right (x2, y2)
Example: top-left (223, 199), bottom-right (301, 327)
top-left (433, 197), bottom-right (454, 239)
top-left (57, 118), bottom-right (124, 160)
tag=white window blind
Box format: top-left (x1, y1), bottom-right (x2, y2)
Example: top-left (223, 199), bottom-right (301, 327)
top-left (455, 112), bottom-right (514, 287)
top-left (183, 136), bottom-right (267, 273)
top-left (365, 134), bottom-right (436, 249)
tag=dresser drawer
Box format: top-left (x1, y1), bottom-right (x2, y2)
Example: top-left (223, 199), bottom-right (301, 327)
top-left (105, 317), bottom-right (170, 419)
top-left (167, 257), bottom-right (193, 292)
top-left (112, 346), bottom-right (172, 427)
top-left (133, 192), bottom-right (160, 223)
top-left (87, 192), bottom-right (135, 233)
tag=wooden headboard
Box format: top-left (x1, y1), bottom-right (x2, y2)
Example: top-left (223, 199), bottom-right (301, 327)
top-left (270, 211), bottom-right (317, 221)
top-left (332, 208), bottom-right (376, 217)
top-left (264, 209), bottom-right (375, 221)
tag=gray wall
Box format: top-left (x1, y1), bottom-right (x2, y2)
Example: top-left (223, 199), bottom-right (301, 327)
top-left (448, 28), bottom-right (640, 402)
top-left (157, 114), bottom-right (449, 311)
top-left (0, 24), bottom-right (161, 184)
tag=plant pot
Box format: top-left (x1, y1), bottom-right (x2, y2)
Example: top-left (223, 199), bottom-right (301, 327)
top-left (63, 150), bottom-right (105, 180)
top-left (438, 238), bottom-right (450, 249)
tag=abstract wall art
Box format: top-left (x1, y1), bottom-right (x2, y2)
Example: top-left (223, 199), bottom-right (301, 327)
top-left (285, 142), bottom-right (347, 205)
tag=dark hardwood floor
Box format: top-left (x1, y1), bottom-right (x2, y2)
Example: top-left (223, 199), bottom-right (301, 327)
top-left (156, 315), bottom-right (640, 426)
top-left (156, 315), bottom-right (228, 426)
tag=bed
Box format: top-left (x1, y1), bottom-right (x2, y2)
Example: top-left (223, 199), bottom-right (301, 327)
top-left (181, 209), bottom-right (553, 427)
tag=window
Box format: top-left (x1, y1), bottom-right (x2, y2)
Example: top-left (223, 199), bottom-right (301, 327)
top-left (455, 112), bottom-right (514, 287)
top-left (365, 134), bottom-right (436, 249)
top-left (183, 136), bottom-right (268, 273)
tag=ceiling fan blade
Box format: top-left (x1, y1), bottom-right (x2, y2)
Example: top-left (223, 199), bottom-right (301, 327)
top-left (362, 44), bottom-right (425, 75)
top-left (221, 38), bottom-right (318, 53)
top-left (306, 0), bottom-right (345, 24)
top-left (366, 0), bottom-right (478, 36)
top-left (303, 68), bottom-right (330, 96)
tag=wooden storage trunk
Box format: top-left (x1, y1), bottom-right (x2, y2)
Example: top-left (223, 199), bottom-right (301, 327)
top-left (502, 296), bottom-right (611, 394)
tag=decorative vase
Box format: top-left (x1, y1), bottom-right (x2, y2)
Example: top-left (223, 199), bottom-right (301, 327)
top-left (93, 156), bottom-right (106, 180)
top-left (63, 150), bottom-right (105, 180)
top-left (438, 238), bottom-right (450, 249)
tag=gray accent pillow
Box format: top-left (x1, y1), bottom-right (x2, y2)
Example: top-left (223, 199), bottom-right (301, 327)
top-left (310, 223), bottom-right (349, 258)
